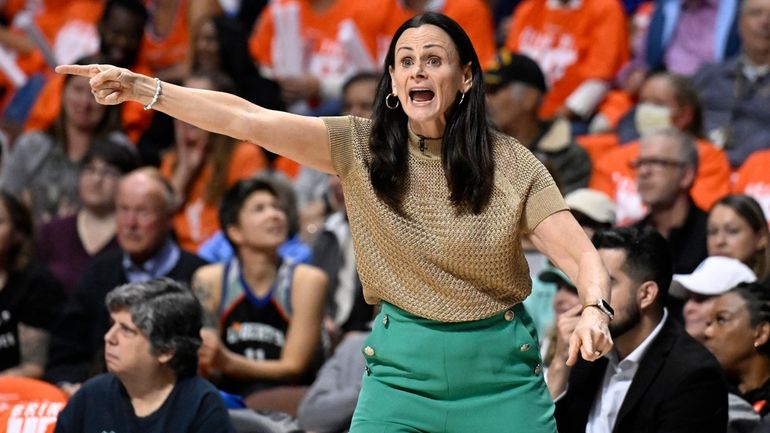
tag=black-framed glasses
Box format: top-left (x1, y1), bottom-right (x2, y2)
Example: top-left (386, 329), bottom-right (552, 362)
top-left (628, 158), bottom-right (687, 170)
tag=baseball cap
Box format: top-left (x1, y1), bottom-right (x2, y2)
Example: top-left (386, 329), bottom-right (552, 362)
top-left (539, 267), bottom-right (576, 292)
top-left (564, 188), bottom-right (616, 226)
top-left (670, 256), bottom-right (757, 298)
top-left (484, 49), bottom-right (547, 94)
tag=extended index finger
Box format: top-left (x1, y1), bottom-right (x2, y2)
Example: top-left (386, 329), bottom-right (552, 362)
top-left (54, 64), bottom-right (100, 78)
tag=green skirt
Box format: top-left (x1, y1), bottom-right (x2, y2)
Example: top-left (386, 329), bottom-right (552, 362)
top-left (351, 302), bottom-right (557, 433)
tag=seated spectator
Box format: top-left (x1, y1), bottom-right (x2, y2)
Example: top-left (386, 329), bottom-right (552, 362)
top-left (0, 191), bottom-right (64, 378)
top-left (485, 50), bottom-right (591, 195)
top-left (671, 256), bottom-right (757, 342)
top-left (0, 54), bottom-right (130, 225)
top-left (384, 0), bottom-right (496, 67)
top-left (160, 72), bottom-right (265, 252)
top-left (617, 0), bottom-right (741, 98)
top-left (704, 282), bottom-right (770, 425)
top-left (630, 128), bottom-right (709, 273)
top-left (539, 268), bottom-right (582, 398)
top-left (708, 195), bottom-right (770, 282)
top-left (297, 332), bottom-right (368, 433)
top-left (733, 148), bottom-right (770, 230)
top-left (191, 14), bottom-right (283, 111)
top-left (294, 71), bottom-right (378, 217)
top-left (248, 0), bottom-right (386, 114)
top-left (197, 172), bottom-right (312, 265)
top-left (192, 179), bottom-right (327, 402)
top-left (45, 167), bottom-right (207, 392)
top-left (25, 0), bottom-right (152, 144)
top-left (138, 0), bottom-right (191, 83)
top-left (693, 0), bottom-right (770, 168)
top-left (552, 227), bottom-right (728, 433)
top-left (504, 0), bottom-right (629, 121)
top-left (312, 175), bottom-right (372, 349)
top-left (589, 73), bottom-right (731, 225)
top-left (53, 278), bottom-right (235, 433)
top-left (36, 139), bottom-right (139, 295)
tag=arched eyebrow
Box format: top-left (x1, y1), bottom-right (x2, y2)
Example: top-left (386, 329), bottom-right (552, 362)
top-left (396, 44), bottom-right (449, 55)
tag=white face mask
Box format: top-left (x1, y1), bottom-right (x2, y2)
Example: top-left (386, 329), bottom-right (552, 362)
top-left (635, 102), bottom-right (673, 136)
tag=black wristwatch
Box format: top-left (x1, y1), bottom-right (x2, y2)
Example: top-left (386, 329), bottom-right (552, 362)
top-left (583, 299), bottom-right (614, 320)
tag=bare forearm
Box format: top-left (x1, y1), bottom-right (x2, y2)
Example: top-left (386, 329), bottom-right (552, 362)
top-left (135, 76), bottom-right (257, 143)
top-left (223, 353), bottom-right (307, 382)
top-left (135, 77), bottom-right (333, 172)
top-left (17, 324), bottom-right (49, 376)
top-left (532, 212), bottom-right (610, 303)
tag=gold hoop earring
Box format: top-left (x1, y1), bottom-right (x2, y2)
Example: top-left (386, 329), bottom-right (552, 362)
top-left (459, 92), bottom-right (466, 105)
top-left (386, 93), bottom-right (400, 109)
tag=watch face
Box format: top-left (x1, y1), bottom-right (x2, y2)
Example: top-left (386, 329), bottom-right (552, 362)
top-left (599, 300), bottom-right (614, 316)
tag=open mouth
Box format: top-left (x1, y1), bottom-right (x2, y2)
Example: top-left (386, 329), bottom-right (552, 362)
top-left (409, 89), bottom-right (435, 103)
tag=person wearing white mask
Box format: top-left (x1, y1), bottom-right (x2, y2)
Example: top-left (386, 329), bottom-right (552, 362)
top-left (590, 73), bottom-right (731, 226)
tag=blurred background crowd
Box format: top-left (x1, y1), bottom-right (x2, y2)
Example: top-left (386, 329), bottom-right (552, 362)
top-left (0, 0), bottom-right (769, 432)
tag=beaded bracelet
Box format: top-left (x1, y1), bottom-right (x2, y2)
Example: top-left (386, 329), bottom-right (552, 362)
top-left (144, 77), bottom-right (162, 110)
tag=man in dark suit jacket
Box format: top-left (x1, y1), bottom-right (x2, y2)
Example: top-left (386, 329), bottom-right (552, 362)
top-left (45, 168), bottom-right (207, 392)
top-left (552, 227), bottom-right (727, 433)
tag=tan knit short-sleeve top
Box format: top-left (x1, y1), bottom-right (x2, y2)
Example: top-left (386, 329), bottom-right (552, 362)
top-left (323, 116), bottom-right (567, 322)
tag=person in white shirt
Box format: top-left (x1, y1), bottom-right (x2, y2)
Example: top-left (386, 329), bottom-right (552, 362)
top-left (551, 226), bottom-right (728, 433)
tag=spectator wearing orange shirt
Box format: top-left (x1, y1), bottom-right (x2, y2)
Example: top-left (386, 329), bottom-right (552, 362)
top-left (504, 0), bottom-right (629, 121)
top-left (25, 0), bottom-right (151, 144)
top-left (589, 73), bottom-right (730, 226)
top-left (160, 72), bottom-right (265, 253)
top-left (139, 0), bottom-right (190, 83)
top-left (248, 0), bottom-right (388, 114)
top-left (383, 0), bottom-right (496, 67)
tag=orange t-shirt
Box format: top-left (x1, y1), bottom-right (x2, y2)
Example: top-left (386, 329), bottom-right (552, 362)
top-left (24, 64), bottom-right (154, 144)
top-left (139, 0), bottom-right (190, 74)
top-left (249, 0), bottom-right (387, 96)
top-left (0, 377), bottom-right (68, 433)
top-left (383, 0), bottom-right (497, 67)
top-left (160, 142), bottom-right (267, 252)
top-left (505, 0), bottom-right (629, 118)
top-left (732, 149), bottom-right (770, 226)
top-left (590, 138), bottom-right (731, 225)
top-left (0, 0), bottom-right (100, 93)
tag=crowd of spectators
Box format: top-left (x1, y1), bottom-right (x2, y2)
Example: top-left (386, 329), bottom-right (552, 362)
top-left (0, 0), bottom-right (769, 432)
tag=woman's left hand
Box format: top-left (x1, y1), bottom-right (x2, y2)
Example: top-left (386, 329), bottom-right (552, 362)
top-left (566, 306), bottom-right (613, 366)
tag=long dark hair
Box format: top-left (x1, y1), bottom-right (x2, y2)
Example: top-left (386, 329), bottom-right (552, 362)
top-left (50, 54), bottom-right (123, 149)
top-left (369, 12), bottom-right (493, 215)
top-left (0, 191), bottom-right (33, 271)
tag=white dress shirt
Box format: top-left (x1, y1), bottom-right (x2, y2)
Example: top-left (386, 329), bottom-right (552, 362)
top-left (585, 309), bottom-right (669, 433)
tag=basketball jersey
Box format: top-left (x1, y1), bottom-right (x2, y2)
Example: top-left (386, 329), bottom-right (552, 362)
top-left (218, 257), bottom-right (295, 395)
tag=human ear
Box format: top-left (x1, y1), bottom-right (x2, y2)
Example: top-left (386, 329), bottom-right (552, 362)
top-left (754, 322), bottom-right (770, 348)
top-left (638, 281), bottom-right (659, 310)
top-left (461, 62), bottom-right (473, 94)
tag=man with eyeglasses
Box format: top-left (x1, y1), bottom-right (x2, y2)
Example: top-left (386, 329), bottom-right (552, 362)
top-left (45, 168), bottom-right (207, 395)
top-left (630, 128), bottom-right (709, 275)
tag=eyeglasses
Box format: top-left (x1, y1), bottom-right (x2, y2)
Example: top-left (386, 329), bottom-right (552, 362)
top-left (628, 158), bottom-right (687, 171)
top-left (82, 164), bottom-right (122, 179)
